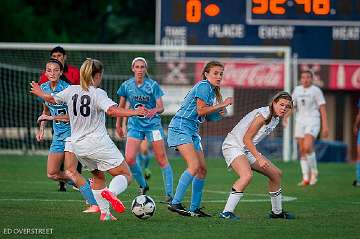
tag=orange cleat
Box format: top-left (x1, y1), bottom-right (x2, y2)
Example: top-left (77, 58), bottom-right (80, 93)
top-left (83, 205), bottom-right (100, 213)
top-left (101, 190), bottom-right (126, 213)
top-left (100, 212), bottom-right (117, 221)
top-left (297, 180), bottom-right (310, 186)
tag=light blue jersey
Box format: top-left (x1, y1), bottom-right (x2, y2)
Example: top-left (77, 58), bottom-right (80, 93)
top-left (40, 80), bottom-right (70, 139)
top-left (169, 80), bottom-right (216, 132)
top-left (117, 77), bottom-right (164, 131)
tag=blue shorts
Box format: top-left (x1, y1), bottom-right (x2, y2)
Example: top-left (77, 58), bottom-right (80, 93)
top-left (49, 131), bottom-right (71, 153)
top-left (127, 128), bottom-right (165, 142)
top-left (167, 128), bottom-right (202, 151)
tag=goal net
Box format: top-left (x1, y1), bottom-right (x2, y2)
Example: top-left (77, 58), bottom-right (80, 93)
top-left (0, 43), bottom-right (293, 161)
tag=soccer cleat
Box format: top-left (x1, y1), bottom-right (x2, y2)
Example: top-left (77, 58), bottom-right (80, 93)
top-left (159, 195), bottom-right (173, 205)
top-left (353, 180), bottom-right (360, 187)
top-left (219, 211), bottom-right (240, 220)
top-left (144, 168), bottom-right (152, 180)
top-left (83, 205), bottom-right (100, 213)
top-left (190, 208), bottom-right (212, 217)
top-left (101, 190), bottom-right (126, 213)
top-left (168, 203), bottom-right (191, 216)
top-left (139, 185), bottom-right (149, 195)
top-left (72, 186), bottom-right (79, 191)
top-left (58, 181), bottom-right (67, 192)
top-left (297, 180), bottom-right (309, 186)
top-left (269, 211), bottom-right (295, 219)
top-left (100, 212), bottom-right (117, 221)
top-left (309, 173), bottom-right (318, 185)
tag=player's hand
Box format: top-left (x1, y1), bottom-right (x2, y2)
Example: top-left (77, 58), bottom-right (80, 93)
top-left (146, 108), bottom-right (158, 119)
top-left (36, 128), bottom-right (44, 142)
top-left (134, 106), bottom-right (147, 117)
top-left (219, 108), bottom-right (227, 117)
top-left (37, 114), bottom-right (53, 124)
top-left (257, 155), bottom-right (270, 169)
top-left (30, 81), bottom-right (42, 97)
top-left (222, 97), bottom-right (233, 107)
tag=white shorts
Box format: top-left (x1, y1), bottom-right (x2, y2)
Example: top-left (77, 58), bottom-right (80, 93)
top-left (294, 117), bottom-right (320, 138)
top-left (72, 135), bottom-right (124, 172)
top-left (222, 142), bottom-right (257, 167)
top-left (64, 137), bottom-right (74, 153)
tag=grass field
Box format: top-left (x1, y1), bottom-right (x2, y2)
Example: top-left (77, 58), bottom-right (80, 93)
top-left (0, 155), bottom-right (359, 239)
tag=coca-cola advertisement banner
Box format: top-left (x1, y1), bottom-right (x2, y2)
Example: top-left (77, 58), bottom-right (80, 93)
top-left (195, 62), bottom-right (284, 89)
top-left (329, 64), bottom-right (360, 90)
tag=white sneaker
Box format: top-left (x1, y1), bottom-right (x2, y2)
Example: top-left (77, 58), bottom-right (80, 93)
top-left (309, 173), bottom-right (318, 185)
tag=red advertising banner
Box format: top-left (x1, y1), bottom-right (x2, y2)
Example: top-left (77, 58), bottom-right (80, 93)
top-left (329, 64), bottom-right (360, 90)
top-left (195, 62), bottom-right (284, 89)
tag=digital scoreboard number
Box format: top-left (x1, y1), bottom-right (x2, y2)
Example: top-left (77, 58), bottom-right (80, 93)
top-left (157, 0), bottom-right (360, 59)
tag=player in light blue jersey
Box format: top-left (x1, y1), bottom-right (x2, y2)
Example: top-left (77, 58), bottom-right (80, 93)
top-left (116, 57), bottom-right (173, 201)
top-left (167, 61), bottom-right (233, 217)
top-left (353, 99), bottom-right (360, 187)
top-left (36, 58), bottom-right (99, 213)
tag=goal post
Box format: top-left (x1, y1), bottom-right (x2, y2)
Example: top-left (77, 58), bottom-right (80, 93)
top-left (0, 43), bottom-right (293, 161)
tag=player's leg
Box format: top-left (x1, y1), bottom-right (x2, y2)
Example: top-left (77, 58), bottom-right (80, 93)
top-left (147, 135), bottom-right (174, 202)
top-left (47, 152), bottom-right (68, 182)
top-left (219, 154), bottom-right (251, 220)
top-left (251, 158), bottom-right (295, 219)
top-left (168, 143), bottom-right (199, 216)
top-left (297, 138), bottom-right (310, 186)
top-left (126, 134), bottom-right (148, 194)
top-left (140, 139), bottom-right (152, 179)
top-left (303, 134), bottom-right (317, 185)
top-left (63, 151), bottom-right (99, 212)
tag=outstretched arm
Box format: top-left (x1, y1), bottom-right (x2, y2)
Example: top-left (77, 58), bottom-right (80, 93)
top-left (196, 97), bottom-right (233, 117)
top-left (107, 105), bottom-right (147, 118)
top-left (30, 81), bottom-right (57, 104)
top-left (146, 97), bottom-right (165, 119)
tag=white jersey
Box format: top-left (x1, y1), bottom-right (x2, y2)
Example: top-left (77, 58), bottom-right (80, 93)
top-left (54, 85), bottom-right (116, 143)
top-left (292, 85), bottom-right (325, 120)
top-left (223, 106), bottom-right (279, 149)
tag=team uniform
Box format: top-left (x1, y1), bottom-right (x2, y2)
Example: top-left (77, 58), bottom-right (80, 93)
top-left (292, 85), bottom-right (325, 138)
top-left (117, 77), bottom-right (165, 142)
top-left (40, 80), bottom-right (71, 153)
top-left (168, 79), bottom-right (218, 150)
top-left (222, 106), bottom-right (279, 166)
top-left (53, 85), bottom-right (123, 171)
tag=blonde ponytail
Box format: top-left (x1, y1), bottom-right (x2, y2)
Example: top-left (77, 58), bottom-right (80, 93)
top-left (80, 58), bottom-right (104, 91)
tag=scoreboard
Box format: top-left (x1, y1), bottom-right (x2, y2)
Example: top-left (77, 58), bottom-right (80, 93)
top-left (156, 0), bottom-right (360, 59)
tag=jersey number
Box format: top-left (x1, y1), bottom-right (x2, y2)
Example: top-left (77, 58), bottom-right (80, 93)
top-left (72, 94), bottom-right (91, 117)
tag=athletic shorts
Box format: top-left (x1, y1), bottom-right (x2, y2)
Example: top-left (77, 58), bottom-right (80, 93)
top-left (49, 131), bottom-right (71, 153)
top-left (222, 142), bottom-right (256, 167)
top-left (73, 135), bottom-right (124, 172)
top-left (127, 128), bottom-right (165, 142)
top-left (294, 117), bottom-right (320, 138)
top-left (167, 127), bottom-right (203, 151)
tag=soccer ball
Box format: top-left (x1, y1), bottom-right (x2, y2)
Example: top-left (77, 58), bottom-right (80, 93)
top-left (131, 195), bottom-right (156, 219)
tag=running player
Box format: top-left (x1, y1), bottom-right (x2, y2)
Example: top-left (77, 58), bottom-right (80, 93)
top-left (167, 61), bottom-right (233, 217)
top-left (219, 92), bottom-right (295, 220)
top-left (31, 58), bottom-right (146, 221)
top-left (116, 57), bottom-right (173, 201)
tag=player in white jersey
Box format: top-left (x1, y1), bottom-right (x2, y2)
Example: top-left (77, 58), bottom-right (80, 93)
top-left (219, 92), bottom-right (295, 220)
top-left (289, 70), bottom-right (328, 186)
top-left (30, 58), bottom-right (147, 221)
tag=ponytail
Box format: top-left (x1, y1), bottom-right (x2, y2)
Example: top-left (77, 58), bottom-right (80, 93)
top-left (80, 58), bottom-right (103, 91)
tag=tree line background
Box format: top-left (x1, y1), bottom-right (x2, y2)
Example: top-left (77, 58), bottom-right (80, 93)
top-left (1, 0), bottom-right (156, 43)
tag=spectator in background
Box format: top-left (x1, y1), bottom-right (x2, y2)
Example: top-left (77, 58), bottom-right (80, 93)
top-left (353, 99), bottom-right (360, 187)
top-left (38, 46), bottom-right (81, 192)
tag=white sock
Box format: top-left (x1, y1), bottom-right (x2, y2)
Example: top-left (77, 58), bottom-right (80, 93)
top-left (109, 175), bottom-right (128, 196)
top-left (300, 158), bottom-right (310, 181)
top-left (307, 152), bottom-right (318, 175)
top-left (92, 188), bottom-right (110, 214)
top-left (269, 188), bottom-right (282, 215)
top-left (223, 189), bottom-right (243, 213)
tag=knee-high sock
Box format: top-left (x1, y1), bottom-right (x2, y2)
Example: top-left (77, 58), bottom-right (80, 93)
top-left (92, 188), bottom-right (110, 214)
top-left (143, 154), bottom-right (150, 169)
top-left (223, 188), bottom-right (243, 213)
top-left (79, 181), bottom-right (98, 206)
top-left (189, 177), bottom-right (205, 212)
top-left (307, 152), bottom-right (318, 174)
top-left (300, 157), bottom-right (310, 181)
top-left (356, 160), bottom-right (360, 182)
top-left (136, 154), bottom-right (143, 171)
top-left (161, 164), bottom-right (173, 197)
top-left (109, 175), bottom-right (128, 196)
top-left (269, 188), bottom-right (282, 215)
top-left (172, 170), bottom-right (194, 204)
top-left (130, 164), bottom-right (147, 188)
